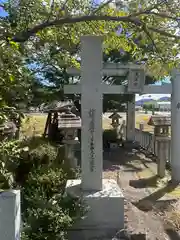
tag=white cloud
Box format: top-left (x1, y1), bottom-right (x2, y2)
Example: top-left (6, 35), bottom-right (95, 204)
top-left (136, 94), bottom-right (171, 101)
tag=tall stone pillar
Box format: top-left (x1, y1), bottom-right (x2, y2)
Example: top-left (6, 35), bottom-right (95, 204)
top-left (126, 94), bottom-right (135, 141)
top-left (171, 68), bottom-right (180, 182)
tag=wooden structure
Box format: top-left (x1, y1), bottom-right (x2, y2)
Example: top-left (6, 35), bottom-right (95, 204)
top-left (43, 101), bottom-right (81, 142)
top-left (148, 115), bottom-right (171, 137)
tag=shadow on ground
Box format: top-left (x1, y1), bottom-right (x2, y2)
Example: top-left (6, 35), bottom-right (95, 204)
top-left (103, 147), bottom-right (152, 173)
top-left (130, 233), bottom-right (146, 240)
top-left (165, 229), bottom-right (180, 240)
top-left (75, 143), bottom-right (149, 173)
top-left (133, 181), bottom-right (179, 212)
top-left (129, 175), bottom-right (159, 188)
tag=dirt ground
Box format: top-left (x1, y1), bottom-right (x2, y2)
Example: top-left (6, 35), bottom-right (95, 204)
top-left (73, 115), bottom-right (175, 239)
top-left (103, 147), bottom-right (180, 240)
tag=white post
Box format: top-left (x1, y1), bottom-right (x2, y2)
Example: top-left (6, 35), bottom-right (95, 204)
top-left (81, 36), bottom-right (103, 191)
top-left (171, 68), bottom-right (180, 182)
top-left (126, 94), bottom-right (135, 141)
top-left (139, 122), bottom-right (144, 132)
top-left (139, 122), bottom-right (144, 145)
top-left (122, 119), bottom-right (126, 139)
top-left (0, 190), bottom-right (21, 240)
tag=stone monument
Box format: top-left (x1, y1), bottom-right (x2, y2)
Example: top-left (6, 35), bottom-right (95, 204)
top-left (0, 190), bottom-right (21, 240)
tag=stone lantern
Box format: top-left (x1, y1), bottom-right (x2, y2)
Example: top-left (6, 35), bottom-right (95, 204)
top-left (148, 115), bottom-right (171, 178)
top-left (148, 115), bottom-right (171, 138)
top-left (59, 111), bottom-right (81, 168)
top-left (109, 112), bottom-right (122, 128)
top-left (108, 112), bottom-right (124, 148)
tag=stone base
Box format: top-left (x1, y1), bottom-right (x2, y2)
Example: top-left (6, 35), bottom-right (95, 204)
top-left (110, 142), bottom-right (119, 149)
top-left (65, 179), bottom-right (124, 240)
top-left (0, 190), bottom-right (21, 240)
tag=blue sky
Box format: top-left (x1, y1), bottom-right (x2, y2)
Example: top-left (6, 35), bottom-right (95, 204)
top-left (136, 94), bottom-right (171, 101)
top-left (0, 0), bottom-right (8, 17)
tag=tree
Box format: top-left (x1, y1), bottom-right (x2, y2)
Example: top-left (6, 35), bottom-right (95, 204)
top-left (26, 47), bottom-right (157, 109)
top-left (0, 0), bottom-right (179, 114)
top-left (29, 81), bottom-right (66, 107)
top-left (0, 35), bottom-right (36, 122)
top-left (0, 0), bottom-right (179, 75)
top-left (0, 41), bottom-right (35, 108)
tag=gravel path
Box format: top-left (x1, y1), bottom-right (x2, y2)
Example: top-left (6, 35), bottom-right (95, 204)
top-left (103, 148), bottom-right (180, 240)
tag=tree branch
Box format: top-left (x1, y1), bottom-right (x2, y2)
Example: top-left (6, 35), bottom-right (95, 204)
top-left (146, 11), bottom-right (179, 21)
top-left (148, 26), bottom-right (178, 39)
top-left (11, 15), bottom-right (134, 42)
top-left (46, 0), bottom-right (55, 22)
top-left (140, 24), bottom-right (166, 63)
top-left (11, 14), bottom-right (180, 42)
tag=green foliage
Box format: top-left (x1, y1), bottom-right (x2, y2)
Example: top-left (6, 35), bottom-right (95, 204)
top-left (21, 192), bottom-right (84, 240)
top-left (0, 137), bottom-right (84, 240)
top-left (15, 137), bottom-right (71, 184)
top-left (143, 102), bottom-right (156, 111)
top-left (28, 141), bottom-right (58, 166)
top-left (2, 0), bottom-right (178, 73)
top-left (22, 168), bottom-right (66, 201)
top-left (0, 140), bottom-right (26, 189)
top-left (0, 106), bottom-right (24, 125)
top-left (21, 167), bottom-right (84, 240)
top-left (19, 139), bottom-right (84, 240)
top-left (0, 40), bottom-right (35, 108)
top-left (0, 0), bottom-right (179, 110)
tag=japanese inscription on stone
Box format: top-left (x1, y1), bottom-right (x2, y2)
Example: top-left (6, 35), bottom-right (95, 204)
top-left (128, 69), bottom-right (145, 93)
top-left (88, 108), bottom-right (95, 172)
top-left (129, 102), bottom-right (134, 131)
top-left (176, 102), bottom-right (180, 110)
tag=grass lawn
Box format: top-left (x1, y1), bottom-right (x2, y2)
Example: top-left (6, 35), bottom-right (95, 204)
top-left (21, 114), bottom-right (47, 138)
top-left (103, 117), bottom-right (112, 130)
top-left (104, 113), bottom-right (155, 133)
top-left (20, 112), bottom-right (155, 138)
top-left (135, 114), bottom-right (154, 133)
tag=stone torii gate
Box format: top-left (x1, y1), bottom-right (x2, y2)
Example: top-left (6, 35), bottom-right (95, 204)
top-left (64, 36), bottom-right (180, 184)
top-left (65, 36), bottom-right (147, 191)
top-left (64, 36), bottom-right (180, 238)
top-left (64, 36), bottom-right (180, 190)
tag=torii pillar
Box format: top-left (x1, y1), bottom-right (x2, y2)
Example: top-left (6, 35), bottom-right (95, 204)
top-left (126, 95), bottom-right (136, 141)
top-left (171, 68), bottom-right (180, 182)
